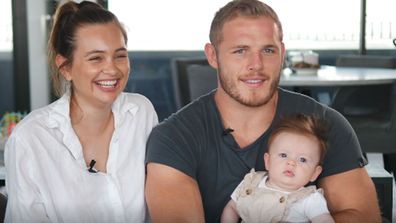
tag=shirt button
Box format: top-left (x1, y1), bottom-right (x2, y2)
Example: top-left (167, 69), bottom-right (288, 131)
top-left (279, 196), bottom-right (285, 203)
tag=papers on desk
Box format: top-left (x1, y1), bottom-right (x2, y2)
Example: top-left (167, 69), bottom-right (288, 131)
top-left (283, 67), bottom-right (318, 76)
top-left (293, 68), bottom-right (319, 76)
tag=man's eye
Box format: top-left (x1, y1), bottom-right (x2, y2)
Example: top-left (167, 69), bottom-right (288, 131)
top-left (263, 48), bottom-right (275, 54)
top-left (233, 49), bottom-right (245, 54)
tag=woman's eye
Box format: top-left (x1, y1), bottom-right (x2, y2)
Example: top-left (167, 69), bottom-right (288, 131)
top-left (89, 56), bottom-right (101, 61)
top-left (116, 54), bottom-right (127, 59)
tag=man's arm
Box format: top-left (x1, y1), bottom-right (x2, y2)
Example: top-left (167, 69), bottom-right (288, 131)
top-left (145, 163), bottom-right (205, 223)
top-left (319, 167), bottom-right (381, 223)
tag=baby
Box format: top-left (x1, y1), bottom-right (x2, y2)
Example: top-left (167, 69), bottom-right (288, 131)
top-left (221, 114), bottom-right (335, 223)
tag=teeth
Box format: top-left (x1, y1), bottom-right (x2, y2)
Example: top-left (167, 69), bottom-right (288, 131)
top-left (245, 79), bottom-right (262, 84)
top-left (97, 80), bottom-right (117, 87)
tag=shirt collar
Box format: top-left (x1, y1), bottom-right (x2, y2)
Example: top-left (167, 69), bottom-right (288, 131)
top-left (44, 92), bottom-right (140, 159)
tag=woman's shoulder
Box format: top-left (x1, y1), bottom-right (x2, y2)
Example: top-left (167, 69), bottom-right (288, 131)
top-left (116, 93), bottom-right (158, 124)
top-left (119, 92), bottom-right (155, 110)
top-left (11, 106), bottom-right (51, 133)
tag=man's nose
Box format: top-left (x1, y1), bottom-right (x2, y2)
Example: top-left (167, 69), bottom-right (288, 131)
top-left (247, 52), bottom-right (263, 71)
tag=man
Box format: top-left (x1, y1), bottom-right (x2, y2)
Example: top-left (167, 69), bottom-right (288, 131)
top-left (145, 0), bottom-right (381, 222)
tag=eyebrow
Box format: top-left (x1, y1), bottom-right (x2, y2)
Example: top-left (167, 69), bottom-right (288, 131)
top-left (84, 47), bottom-right (128, 57)
top-left (230, 44), bottom-right (278, 51)
top-left (231, 45), bottom-right (249, 49)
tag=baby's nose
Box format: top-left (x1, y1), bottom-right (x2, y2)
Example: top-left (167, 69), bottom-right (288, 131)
top-left (287, 159), bottom-right (296, 166)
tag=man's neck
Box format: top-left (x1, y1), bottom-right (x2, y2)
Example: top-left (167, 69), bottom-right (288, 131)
top-left (214, 90), bottom-right (278, 148)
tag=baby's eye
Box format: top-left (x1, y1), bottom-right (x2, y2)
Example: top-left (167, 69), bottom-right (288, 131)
top-left (299, 157), bottom-right (307, 163)
top-left (278, 153), bottom-right (287, 158)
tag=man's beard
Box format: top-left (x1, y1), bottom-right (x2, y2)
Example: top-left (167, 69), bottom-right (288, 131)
top-left (217, 66), bottom-right (280, 107)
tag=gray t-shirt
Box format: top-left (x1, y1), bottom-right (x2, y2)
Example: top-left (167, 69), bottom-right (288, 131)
top-left (146, 88), bottom-right (365, 223)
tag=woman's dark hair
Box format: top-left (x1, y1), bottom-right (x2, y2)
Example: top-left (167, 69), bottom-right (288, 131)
top-left (48, 1), bottom-right (127, 97)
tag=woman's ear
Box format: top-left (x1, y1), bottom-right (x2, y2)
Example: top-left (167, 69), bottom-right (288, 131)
top-left (55, 55), bottom-right (72, 81)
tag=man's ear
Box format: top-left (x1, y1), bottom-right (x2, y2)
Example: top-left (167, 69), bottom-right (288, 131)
top-left (280, 42), bottom-right (286, 67)
top-left (55, 55), bottom-right (72, 81)
top-left (204, 43), bottom-right (218, 69)
top-left (310, 165), bottom-right (323, 182)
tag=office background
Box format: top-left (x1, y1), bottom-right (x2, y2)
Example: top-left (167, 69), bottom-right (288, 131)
top-left (0, 0), bottom-right (396, 222)
top-left (1, 0), bottom-right (396, 120)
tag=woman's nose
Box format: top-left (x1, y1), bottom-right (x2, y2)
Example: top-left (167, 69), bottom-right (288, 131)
top-left (102, 60), bottom-right (118, 75)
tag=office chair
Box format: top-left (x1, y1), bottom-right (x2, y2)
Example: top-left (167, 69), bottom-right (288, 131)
top-left (186, 64), bottom-right (217, 102)
top-left (332, 55), bottom-right (396, 174)
top-left (171, 58), bottom-right (217, 109)
top-left (0, 193), bottom-right (6, 222)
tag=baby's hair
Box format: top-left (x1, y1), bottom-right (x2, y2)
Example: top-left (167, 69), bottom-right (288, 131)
top-left (268, 114), bottom-right (329, 165)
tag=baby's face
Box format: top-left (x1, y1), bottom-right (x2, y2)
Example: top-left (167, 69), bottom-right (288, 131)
top-left (264, 131), bottom-right (322, 192)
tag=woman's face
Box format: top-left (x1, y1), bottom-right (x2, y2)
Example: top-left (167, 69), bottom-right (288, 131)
top-left (60, 22), bottom-right (129, 108)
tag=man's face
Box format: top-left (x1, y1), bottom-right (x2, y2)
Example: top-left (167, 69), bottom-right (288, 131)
top-left (210, 16), bottom-right (285, 107)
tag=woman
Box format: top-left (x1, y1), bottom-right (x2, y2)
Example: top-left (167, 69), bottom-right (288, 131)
top-left (4, 1), bottom-right (157, 222)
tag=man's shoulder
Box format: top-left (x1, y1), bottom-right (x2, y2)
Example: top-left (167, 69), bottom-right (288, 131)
top-left (163, 93), bottom-right (215, 123)
top-left (278, 88), bottom-right (333, 114)
top-left (279, 88), bottom-right (318, 104)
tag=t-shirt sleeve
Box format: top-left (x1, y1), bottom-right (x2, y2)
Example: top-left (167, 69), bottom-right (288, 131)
top-left (320, 108), bottom-right (366, 178)
top-left (145, 121), bottom-right (201, 179)
top-left (230, 180), bottom-right (244, 201)
top-left (304, 191), bottom-right (331, 219)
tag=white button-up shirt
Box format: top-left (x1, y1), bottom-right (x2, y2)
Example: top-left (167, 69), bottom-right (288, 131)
top-left (4, 92), bottom-right (158, 223)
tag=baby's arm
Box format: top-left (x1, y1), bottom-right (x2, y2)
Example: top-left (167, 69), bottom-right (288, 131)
top-left (311, 213), bottom-right (335, 223)
top-left (220, 200), bottom-right (240, 223)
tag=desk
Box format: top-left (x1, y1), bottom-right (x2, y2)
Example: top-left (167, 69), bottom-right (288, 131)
top-left (280, 66), bottom-right (396, 105)
top-left (280, 66), bottom-right (396, 87)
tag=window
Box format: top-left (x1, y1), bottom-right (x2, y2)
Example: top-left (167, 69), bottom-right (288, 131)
top-left (109, 0), bottom-right (230, 51)
top-left (366, 0), bottom-right (396, 49)
top-left (0, 0), bottom-right (13, 51)
top-left (267, 0), bottom-right (361, 50)
top-left (110, 0), bottom-right (395, 51)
